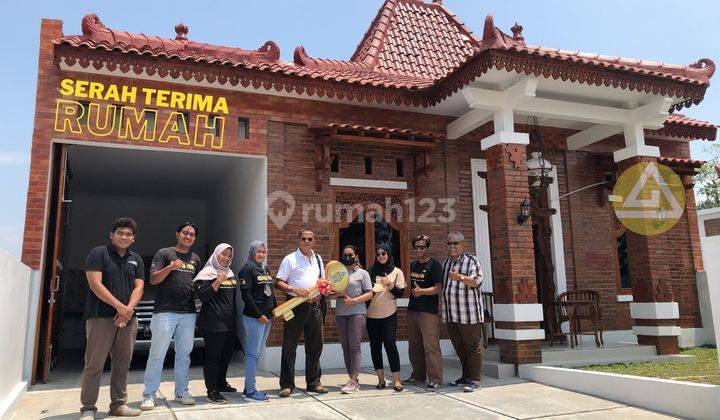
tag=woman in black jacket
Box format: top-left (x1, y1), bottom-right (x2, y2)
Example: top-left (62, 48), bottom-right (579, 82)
top-left (193, 243), bottom-right (237, 404)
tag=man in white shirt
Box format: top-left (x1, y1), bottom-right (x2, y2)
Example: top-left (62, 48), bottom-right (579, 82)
top-left (275, 228), bottom-right (327, 397)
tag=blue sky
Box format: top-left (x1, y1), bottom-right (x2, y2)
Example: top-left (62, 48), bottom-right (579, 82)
top-left (0, 0), bottom-right (718, 258)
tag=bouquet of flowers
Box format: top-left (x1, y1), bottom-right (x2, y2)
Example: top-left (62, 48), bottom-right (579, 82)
top-left (317, 278), bottom-right (333, 295)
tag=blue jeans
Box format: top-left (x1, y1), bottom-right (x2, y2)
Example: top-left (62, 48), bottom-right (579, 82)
top-left (242, 315), bottom-right (272, 394)
top-left (143, 312), bottom-right (196, 396)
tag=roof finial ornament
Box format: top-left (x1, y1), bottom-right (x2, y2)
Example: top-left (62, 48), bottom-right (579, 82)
top-left (432, 0), bottom-right (443, 4)
top-left (175, 23), bottom-right (189, 41)
top-left (511, 21), bottom-right (525, 45)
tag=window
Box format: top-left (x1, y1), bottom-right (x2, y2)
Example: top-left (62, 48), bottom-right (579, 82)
top-left (611, 214), bottom-right (632, 293)
top-left (208, 114), bottom-right (222, 137)
top-left (364, 157), bottom-right (372, 175)
top-left (177, 112), bottom-right (190, 134)
top-left (396, 158), bottom-right (404, 177)
top-left (113, 105), bottom-right (122, 130)
top-left (616, 232), bottom-right (631, 289)
top-left (330, 153), bottom-right (339, 173)
top-left (145, 109), bottom-right (156, 128)
top-left (238, 118), bottom-right (249, 139)
top-left (78, 101), bottom-right (89, 126)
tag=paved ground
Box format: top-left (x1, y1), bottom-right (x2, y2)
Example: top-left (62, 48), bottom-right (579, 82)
top-left (16, 358), bottom-right (676, 419)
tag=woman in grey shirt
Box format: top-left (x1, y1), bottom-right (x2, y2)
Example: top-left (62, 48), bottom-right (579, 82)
top-left (332, 245), bottom-right (373, 394)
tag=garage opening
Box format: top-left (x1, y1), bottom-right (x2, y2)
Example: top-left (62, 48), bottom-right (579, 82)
top-left (44, 144), bottom-right (266, 379)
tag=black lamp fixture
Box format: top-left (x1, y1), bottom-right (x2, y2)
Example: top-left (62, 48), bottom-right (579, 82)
top-left (517, 198), bottom-right (531, 225)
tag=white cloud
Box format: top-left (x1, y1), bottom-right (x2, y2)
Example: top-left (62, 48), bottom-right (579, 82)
top-left (0, 151), bottom-right (29, 165)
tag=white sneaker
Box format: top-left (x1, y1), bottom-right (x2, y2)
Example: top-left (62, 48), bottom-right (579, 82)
top-left (78, 410), bottom-right (96, 420)
top-left (175, 391), bottom-right (196, 405)
top-left (140, 393), bottom-right (156, 411)
top-left (340, 379), bottom-right (359, 394)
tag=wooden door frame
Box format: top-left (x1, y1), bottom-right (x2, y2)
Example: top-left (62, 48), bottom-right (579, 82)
top-left (330, 188), bottom-right (409, 275)
top-left (33, 143), bottom-right (69, 384)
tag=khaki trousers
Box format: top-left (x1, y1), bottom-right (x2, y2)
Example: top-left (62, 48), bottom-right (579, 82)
top-left (407, 311), bottom-right (443, 384)
top-left (80, 317), bottom-right (137, 413)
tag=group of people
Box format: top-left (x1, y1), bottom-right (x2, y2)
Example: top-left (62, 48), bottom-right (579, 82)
top-left (78, 217), bottom-right (485, 419)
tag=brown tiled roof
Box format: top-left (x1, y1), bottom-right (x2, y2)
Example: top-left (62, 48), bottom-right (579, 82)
top-left (54, 1), bottom-right (716, 111)
top-left (349, 0), bottom-right (480, 79)
top-left (658, 156), bottom-right (705, 167)
top-left (650, 114), bottom-right (717, 141)
top-left (310, 123), bottom-right (444, 140)
top-left (56, 14), bottom-right (281, 64)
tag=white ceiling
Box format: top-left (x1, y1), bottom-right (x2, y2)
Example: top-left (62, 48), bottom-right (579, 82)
top-left (67, 145), bottom-right (261, 198)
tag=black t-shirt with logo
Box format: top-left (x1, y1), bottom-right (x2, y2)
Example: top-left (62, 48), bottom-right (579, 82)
top-left (407, 258), bottom-right (444, 314)
top-left (84, 244), bottom-right (145, 319)
top-left (238, 264), bottom-right (277, 319)
top-left (195, 276), bottom-right (237, 332)
top-left (150, 247), bottom-right (202, 314)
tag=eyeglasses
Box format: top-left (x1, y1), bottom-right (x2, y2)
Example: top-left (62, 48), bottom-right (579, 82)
top-left (114, 231), bottom-right (134, 238)
top-left (376, 251), bottom-right (387, 257)
top-left (300, 237), bottom-right (314, 243)
top-left (180, 231), bottom-right (196, 238)
top-left (413, 245), bottom-right (427, 250)
top-left (447, 241), bottom-right (461, 246)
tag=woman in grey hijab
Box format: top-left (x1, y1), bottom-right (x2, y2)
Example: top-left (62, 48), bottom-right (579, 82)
top-left (237, 240), bottom-right (276, 402)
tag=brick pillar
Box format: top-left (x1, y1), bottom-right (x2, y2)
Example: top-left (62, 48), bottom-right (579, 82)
top-left (485, 141), bottom-right (543, 365)
top-left (22, 19), bottom-right (64, 269)
top-left (617, 156), bottom-right (680, 355)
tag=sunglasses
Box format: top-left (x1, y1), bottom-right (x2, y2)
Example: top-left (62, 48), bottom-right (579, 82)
top-left (447, 241), bottom-right (461, 246)
top-left (342, 253), bottom-right (355, 258)
top-left (413, 245), bottom-right (427, 250)
top-left (376, 251), bottom-right (387, 257)
top-left (300, 237), bottom-right (314, 242)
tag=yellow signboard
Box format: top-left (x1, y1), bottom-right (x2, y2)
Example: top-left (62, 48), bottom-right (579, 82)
top-left (53, 79), bottom-right (229, 149)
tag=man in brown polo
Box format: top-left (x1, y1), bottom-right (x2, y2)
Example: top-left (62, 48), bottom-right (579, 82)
top-left (79, 218), bottom-right (145, 419)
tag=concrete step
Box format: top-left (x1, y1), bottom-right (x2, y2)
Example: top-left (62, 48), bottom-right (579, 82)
top-left (483, 359), bottom-right (516, 379)
top-left (541, 344), bottom-right (657, 363)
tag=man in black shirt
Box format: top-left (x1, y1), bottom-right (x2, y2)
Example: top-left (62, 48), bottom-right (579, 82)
top-left (404, 234), bottom-right (444, 390)
top-left (141, 222), bottom-right (202, 411)
top-left (79, 217), bottom-right (144, 419)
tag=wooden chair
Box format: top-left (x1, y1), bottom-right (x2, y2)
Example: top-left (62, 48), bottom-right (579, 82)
top-left (481, 292), bottom-right (495, 348)
top-left (555, 290), bottom-right (604, 348)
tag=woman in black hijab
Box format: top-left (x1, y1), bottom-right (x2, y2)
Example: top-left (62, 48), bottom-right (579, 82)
top-left (366, 243), bottom-right (406, 391)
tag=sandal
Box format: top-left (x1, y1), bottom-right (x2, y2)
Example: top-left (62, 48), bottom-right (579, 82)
top-left (393, 384), bottom-right (404, 392)
top-left (376, 381), bottom-right (387, 389)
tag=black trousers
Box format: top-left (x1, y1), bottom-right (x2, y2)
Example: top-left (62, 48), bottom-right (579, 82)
top-left (201, 330), bottom-right (236, 393)
top-left (366, 312), bottom-right (400, 372)
top-left (280, 301), bottom-right (323, 390)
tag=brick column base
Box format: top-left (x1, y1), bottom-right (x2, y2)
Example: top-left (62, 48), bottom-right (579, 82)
top-left (498, 340), bottom-right (542, 365)
top-left (637, 336), bottom-right (680, 355)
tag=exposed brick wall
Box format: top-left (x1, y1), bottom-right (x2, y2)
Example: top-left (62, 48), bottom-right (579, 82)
top-left (704, 219), bottom-right (720, 237)
top-left (24, 23), bottom-right (707, 356)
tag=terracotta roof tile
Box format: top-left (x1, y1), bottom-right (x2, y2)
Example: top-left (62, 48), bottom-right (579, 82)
top-left (56, 14), bottom-right (282, 64)
top-left (649, 114), bottom-right (717, 141)
top-left (310, 123), bottom-right (444, 140)
top-left (476, 14), bottom-right (714, 86)
top-left (55, 2), bottom-right (716, 109)
top-left (657, 156), bottom-right (705, 167)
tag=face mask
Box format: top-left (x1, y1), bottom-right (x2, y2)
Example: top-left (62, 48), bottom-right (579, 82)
top-left (341, 254), bottom-right (355, 266)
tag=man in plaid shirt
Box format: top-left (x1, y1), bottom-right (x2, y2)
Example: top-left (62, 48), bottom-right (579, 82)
top-left (441, 231), bottom-right (484, 392)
